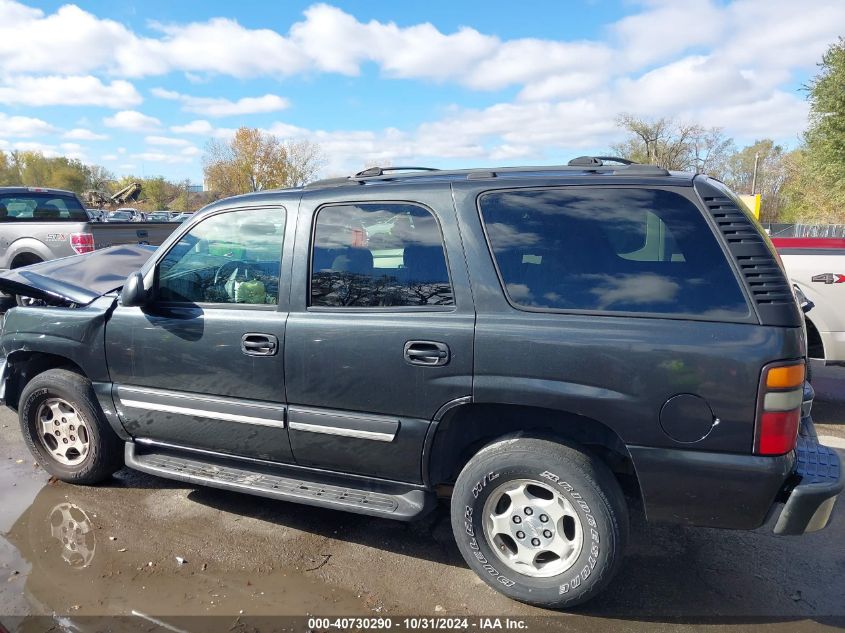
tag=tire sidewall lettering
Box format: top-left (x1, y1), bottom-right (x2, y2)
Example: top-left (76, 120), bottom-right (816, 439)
top-left (458, 466), bottom-right (605, 598)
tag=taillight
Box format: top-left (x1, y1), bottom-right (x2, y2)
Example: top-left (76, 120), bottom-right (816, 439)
top-left (754, 362), bottom-right (805, 455)
top-left (70, 233), bottom-right (95, 254)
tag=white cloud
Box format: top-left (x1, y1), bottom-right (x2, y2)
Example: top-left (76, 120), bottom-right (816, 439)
top-left (0, 112), bottom-right (56, 137)
top-left (103, 110), bottom-right (161, 131)
top-left (610, 0), bottom-right (724, 68)
top-left (101, 153), bottom-right (118, 161)
top-left (170, 119), bottom-right (214, 135)
top-left (63, 127), bottom-right (109, 141)
top-left (131, 151), bottom-right (192, 164)
top-left (152, 88), bottom-right (289, 117)
top-left (145, 135), bottom-right (191, 147)
top-left (0, 0), bottom-right (841, 175)
top-left (1, 140), bottom-right (59, 156)
top-left (0, 75), bottom-right (141, 108)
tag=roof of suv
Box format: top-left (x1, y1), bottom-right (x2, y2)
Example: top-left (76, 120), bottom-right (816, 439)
top-left (301, 159), bottom-right (695, 192)
top-left (0, 186), bottom-right (79, 196)
top-left (201, 157), bottom-right (700, 211)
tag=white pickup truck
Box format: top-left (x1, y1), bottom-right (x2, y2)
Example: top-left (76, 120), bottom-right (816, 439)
top-left (0, 186), bottom-right (177, 306)
top-left (773, 237), bottom-right (845, 365)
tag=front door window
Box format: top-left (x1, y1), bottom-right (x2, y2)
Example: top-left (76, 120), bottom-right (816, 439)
top-left (157, 207), bottom-right (284, 305)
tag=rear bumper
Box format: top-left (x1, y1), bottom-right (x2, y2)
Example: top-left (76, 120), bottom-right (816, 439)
top-left (772, 426), bottom-right (842, 535)
top-left (629, 388), bottom-right (841, 533)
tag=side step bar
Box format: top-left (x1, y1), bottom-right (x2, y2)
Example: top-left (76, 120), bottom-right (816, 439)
top-left (125, 442), bottom-right (434, 521)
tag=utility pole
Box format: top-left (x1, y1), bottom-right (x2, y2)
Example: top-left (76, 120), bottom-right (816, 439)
top-left (751, 152), bottom-right (760, 194)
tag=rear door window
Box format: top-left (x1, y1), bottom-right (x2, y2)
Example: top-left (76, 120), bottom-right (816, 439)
top-left (310, 202), bottom-right (453, 308)
top-left (478, 187), bottom-right (750, 319)
top-left (0, 193), bottom-right (88, 221)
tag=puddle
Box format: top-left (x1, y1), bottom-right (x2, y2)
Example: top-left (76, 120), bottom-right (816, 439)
top-left (0, 466), bottom-right (371, 619)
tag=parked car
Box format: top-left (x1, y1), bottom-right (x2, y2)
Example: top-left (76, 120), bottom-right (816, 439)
top-left (0, 187), bottom-right (178, 305)
top-left (85, 208), bottom-right (105, 222)
top-left (108, 208), bottom-right (144, 222)
top-left (0, 160), bottom-right (839, 609)
top-left (772, 237), bottom-right (845, 366)
top-left (170, 212), bottom-right (192, 223)
top-left (146, 211), bottom-right (177, 223)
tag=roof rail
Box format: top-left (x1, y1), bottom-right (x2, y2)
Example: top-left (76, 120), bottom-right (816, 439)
top-left (354, 166), bottom-right (439, 178)
top-left (304, 166), bottom-right (440, 189)
top-left (567, 156), bottom-right (635, 166)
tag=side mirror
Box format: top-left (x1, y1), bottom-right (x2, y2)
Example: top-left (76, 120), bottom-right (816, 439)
top-left (120, 271), bottom-right (148, 307)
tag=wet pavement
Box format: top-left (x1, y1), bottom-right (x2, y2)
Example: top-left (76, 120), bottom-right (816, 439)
top-left (0, 365), bottom-right (843, 632)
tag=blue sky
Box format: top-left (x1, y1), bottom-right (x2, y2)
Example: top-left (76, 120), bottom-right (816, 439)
top-left (0, 0), bottom-right (842, 184)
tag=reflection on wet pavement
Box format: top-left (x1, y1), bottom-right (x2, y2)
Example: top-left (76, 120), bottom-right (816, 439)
top-left (1, 473), bottom-right (369, 619)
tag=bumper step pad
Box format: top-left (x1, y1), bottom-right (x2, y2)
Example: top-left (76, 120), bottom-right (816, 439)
top-left (125, 442), bottom-right (433, 521)
top-left (774, 435), bottom-right (842, 535)
top-left (794, 434), bottom-right (840, 484)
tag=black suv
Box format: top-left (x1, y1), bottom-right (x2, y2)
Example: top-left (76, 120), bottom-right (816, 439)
top-left (0, 158), bottom-right (840, 608)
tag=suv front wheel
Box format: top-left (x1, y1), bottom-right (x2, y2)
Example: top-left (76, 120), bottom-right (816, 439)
top-left (19, 369), bottom-right (124, 484)
top-left (450, 437), bottom-right (628, 608)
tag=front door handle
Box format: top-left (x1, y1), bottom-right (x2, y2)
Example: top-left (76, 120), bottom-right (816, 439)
top-left (242, 333), bottom-right (278, 356)
top-left (404, 341), bottom-right (450, 366)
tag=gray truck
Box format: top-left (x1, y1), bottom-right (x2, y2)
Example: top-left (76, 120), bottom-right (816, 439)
top-left (0, 187), bottom-right (177, 304)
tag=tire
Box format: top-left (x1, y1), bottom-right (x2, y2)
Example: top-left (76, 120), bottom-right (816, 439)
top-left (19, 369), bottom-right (123, 484)
top-left (450, 436), bottom-right (628, 609)
top-left (15, 295), bottom-right (45, 307)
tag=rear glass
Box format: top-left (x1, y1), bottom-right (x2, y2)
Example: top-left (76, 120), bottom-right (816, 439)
top-left (479, 187), bottom-right (751, 319)
top-left (0, 193), bottom-right (87, 222)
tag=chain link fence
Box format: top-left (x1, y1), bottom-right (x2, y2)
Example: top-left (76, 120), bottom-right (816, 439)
top-left (762, 223), bottom-right (845, 238)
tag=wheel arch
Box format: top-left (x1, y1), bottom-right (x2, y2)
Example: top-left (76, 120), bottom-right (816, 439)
top-left (425, 402), bottom-right (641, 503)
top-left (3, 350), bottom-right (86, 410)
top-left (5, 237), bottom-right (52, 269)
top-left (805, 315), bottom-right (825, 361)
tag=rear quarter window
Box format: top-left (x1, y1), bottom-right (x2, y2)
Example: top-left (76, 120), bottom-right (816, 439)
top-left (478, 187), bottom-right (751, 320)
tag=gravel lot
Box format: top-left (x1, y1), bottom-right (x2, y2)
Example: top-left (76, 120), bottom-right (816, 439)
top-left (0, 364), bottom-right (843, 632)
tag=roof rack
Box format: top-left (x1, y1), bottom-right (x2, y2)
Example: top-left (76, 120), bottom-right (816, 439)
top-left (354, 166), bottom-right (439, 178)
top-left (304, 166), bottom-right (440, 189)
top-left (304, 157), bottom-right (672, 189)
top-left (466, 159), bottom-right (670, 179)
top-left (567, 156), bottom-right (634, 166)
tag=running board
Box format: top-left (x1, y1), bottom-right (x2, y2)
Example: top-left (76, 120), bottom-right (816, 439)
top-left (124, 442), bottom-right (433, 521)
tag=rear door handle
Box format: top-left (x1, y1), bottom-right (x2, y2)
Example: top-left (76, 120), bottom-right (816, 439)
top-left (404, 341), bottom-right (450, 366)
top-left (242, 333), bottom-right (278, 357)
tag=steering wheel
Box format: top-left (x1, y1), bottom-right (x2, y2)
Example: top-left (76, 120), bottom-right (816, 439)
top-left (213, 260), bottom-right (263, 285)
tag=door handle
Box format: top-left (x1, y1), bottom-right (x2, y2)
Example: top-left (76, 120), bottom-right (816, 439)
top-left (404, 341), bottom-right (450, 366)
top-left (241, 333), bottom-right (278, 357)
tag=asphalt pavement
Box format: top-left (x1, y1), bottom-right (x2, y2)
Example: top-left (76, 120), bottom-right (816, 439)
top-left (0, 365), bottom-right (843, 632)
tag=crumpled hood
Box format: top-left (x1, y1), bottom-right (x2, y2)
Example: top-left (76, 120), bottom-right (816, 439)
top-left (0, 244), bottom-right (156, 306)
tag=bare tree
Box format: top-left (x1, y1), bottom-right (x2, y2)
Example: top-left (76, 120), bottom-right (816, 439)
top-left (203, 128), bottom-right (324, 196)
top-left (611, 114), bottom-right (734, 177)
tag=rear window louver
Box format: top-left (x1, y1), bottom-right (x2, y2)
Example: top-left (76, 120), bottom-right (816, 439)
top-left (696, 181), bottom-right (800, 327)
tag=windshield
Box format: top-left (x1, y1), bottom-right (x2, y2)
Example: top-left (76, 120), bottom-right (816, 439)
top-left (111, 211), bottom-right (132, 220)
top-left (0, 192), bottom-right (88, 222)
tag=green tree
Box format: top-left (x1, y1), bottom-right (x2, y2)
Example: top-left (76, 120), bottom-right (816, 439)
top-left (0, 152), bottom-right (20, 185)
top-left (801, 37), bottom-right (845, 216)
top-left (142, 176), bottom-right (171, 210)
top-left (170, 179), bottom-right (192, 212)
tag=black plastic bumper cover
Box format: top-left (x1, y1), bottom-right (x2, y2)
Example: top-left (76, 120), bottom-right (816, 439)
top-left (773, 434), bottom-right (842, 535)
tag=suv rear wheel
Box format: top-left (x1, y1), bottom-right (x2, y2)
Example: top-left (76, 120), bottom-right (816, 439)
top-left (450, 437), bottom-right (627, 608)
top-left (19, 369), bottom-right (123, 484)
